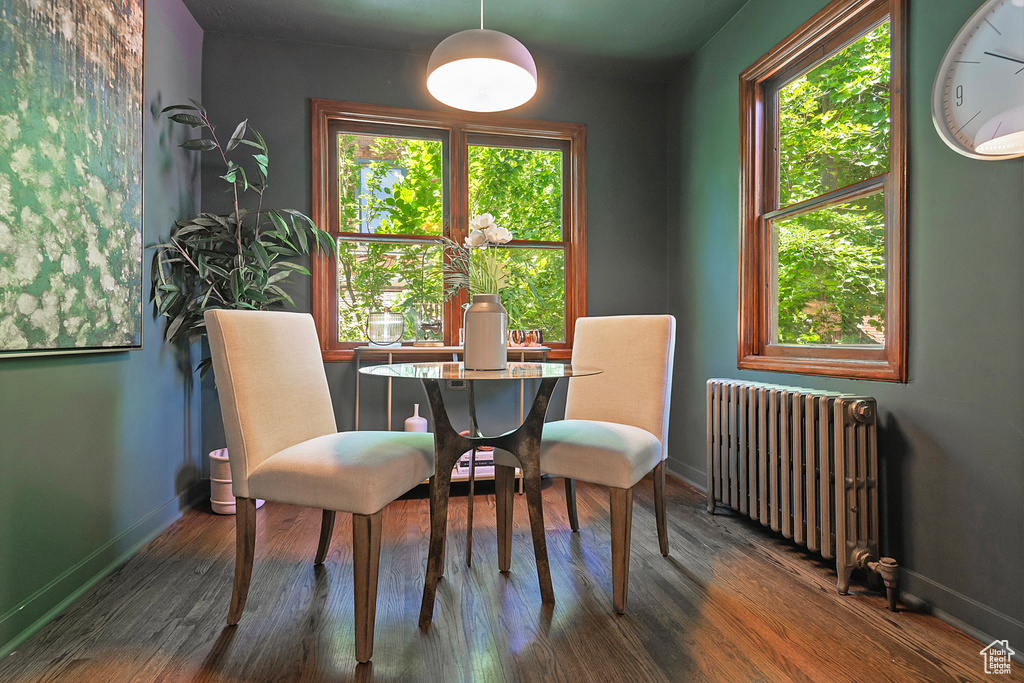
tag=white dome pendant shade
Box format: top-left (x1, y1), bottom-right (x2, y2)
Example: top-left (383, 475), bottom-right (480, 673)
top-left (427, 28), bottom-right (537, 112)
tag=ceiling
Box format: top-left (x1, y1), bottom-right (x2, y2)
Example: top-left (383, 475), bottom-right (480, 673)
top-left (179, 0), bottom-right (750, 81)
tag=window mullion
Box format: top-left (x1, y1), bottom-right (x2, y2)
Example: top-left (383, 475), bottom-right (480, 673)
top-left (336, 233), bottom-right (444, 245)
top-left (765, 173), bottom-right (887, 221)
top-left (443, 125), bottom-right (470, 345)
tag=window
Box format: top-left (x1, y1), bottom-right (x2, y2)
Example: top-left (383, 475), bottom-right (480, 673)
top-left (469, 140), bottom-right (567, 338)
top-left (310, 100), bottom-right (586, 361)
top-left (333, 130), bottom-right (446, 343)
top-left (738, 0), bottom-right (906, 381)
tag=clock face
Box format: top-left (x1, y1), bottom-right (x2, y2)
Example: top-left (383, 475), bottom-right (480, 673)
top-left (932, 0), bottom-right (1024, 160)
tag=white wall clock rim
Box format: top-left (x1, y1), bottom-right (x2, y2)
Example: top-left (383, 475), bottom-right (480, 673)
top-left (931, 0), bottom-right (1024, 161)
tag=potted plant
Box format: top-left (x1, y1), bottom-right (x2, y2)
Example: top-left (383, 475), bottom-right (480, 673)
top-left (149, 101), bottom-right (334, 513)
top-left (149, 100), bottom-right (334, 376)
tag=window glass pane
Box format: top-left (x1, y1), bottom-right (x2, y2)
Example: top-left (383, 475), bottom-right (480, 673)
top-left (337, 134), bottom-right (443, 236)
top-left (468, 145), bottom-right (562, 242)
top-left (778, 21), bottom-right (890, 207)
top-left (478, 246), bottom-right (565, 342)
top-left (774, 191), bottom-right (884, 346)
top-left (336, 239), bottom-right (443, 342)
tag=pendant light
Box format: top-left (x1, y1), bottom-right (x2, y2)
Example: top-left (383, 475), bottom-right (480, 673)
top-left (426, 0), bottom-right (537, 113)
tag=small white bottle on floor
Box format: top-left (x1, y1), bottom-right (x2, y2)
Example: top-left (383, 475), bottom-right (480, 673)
top-left (405, 404), bottom-right (428, 432)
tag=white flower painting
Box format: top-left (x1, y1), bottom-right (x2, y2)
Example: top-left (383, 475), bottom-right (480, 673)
top-left (0, 0), bottom-right (144, 354)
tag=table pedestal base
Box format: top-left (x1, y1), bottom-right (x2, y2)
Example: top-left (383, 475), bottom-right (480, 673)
top-left (418, 377), bottom-right (559, 627)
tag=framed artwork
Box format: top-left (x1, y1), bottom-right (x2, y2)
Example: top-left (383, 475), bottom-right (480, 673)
top-left (0, 0), bottom-right (144, 357)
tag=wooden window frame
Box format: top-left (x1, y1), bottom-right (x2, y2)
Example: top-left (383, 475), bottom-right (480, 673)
top-left (738, 0), bottom-right (907, 381)
top-left (310, 99), bottom-right (587, 362)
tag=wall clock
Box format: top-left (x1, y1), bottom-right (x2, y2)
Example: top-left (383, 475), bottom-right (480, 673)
top-left (932, 0), bottom-right (1024, 160)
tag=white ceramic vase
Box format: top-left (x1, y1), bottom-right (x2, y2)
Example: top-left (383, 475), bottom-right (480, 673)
top-left (405, 404), bottom-right (428, 432)
top-left (463, 293), bottom-right (507, 370)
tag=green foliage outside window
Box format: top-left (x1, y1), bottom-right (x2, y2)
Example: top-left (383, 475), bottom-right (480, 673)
top-left (776, 194), bottom-right (885, 345)
top-left (468, 146), bottom-right (564, 339)
top-left (775, 22), bottom-right (889, 345)
top-left (336, 135), bottom-right (444, 341)
top-left (335, 134), bottom-right (566, 343)
top-left (336, 240), bottom-right (442, 341)
top-left (468, 146), bottom-right (562, 242)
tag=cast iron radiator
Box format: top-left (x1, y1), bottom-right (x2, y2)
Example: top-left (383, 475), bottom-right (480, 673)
top-left (705, 378), bottom-right (899, 610)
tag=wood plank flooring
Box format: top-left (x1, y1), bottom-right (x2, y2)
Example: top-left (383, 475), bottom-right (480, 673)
top-left (0, 474), bottom-right (1012, 682)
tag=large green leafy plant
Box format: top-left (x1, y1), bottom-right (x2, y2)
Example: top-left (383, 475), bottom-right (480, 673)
top-left (150, 101), bottom-right (334, 375)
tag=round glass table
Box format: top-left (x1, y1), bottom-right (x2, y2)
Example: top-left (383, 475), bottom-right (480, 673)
top-left (359, 361), bottom-right (601, 626)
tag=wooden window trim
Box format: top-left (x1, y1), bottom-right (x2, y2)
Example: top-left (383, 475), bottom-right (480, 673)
top-left (738, 0), bottom-right (907, 382)
top-left (310, 99), bottom-right (586, 362)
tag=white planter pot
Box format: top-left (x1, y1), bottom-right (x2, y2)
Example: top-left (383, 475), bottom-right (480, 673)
top-left (209, 448), bottom-right (264, 515)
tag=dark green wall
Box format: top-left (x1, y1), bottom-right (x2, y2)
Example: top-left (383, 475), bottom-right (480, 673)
top-left (0, 0), bottom-right (204, 657)
top-left (4, 0), bottom-right (1018, 663)
top-left (667, 0), bottom-right (1023, 646)
top-left (197, 34), bottom-right (670, 452)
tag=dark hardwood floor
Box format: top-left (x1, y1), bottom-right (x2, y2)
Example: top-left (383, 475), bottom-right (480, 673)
top-left (0, 474), bottom-right (1010, 682)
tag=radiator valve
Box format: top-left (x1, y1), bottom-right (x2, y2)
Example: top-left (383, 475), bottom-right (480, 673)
top-left (850, 399), bottom-right (875, 423)
top-left (853, 549), bottom-right (899, 612)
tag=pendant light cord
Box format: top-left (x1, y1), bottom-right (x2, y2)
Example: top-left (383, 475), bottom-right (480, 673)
top-left (480, 0), bottom-right (484, 29)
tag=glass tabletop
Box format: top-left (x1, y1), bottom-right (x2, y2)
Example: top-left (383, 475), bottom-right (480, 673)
top-left (359, 361), bottom-right (601, 381)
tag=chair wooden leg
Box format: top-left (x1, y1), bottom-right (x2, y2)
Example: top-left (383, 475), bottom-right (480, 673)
top-left (653, 461), bottom-right (669, 556)
top-left (564, 478), bottom-right (579, 532)
top-left (609, 487), bottom-right (633, 614)
top-left (494, 464), bottom-right (515, 572)
top-left (353, 511), bottom-right (382, 663)
top-left (227, 497), bottom-right (256, 625)
top-left (315, 510), bottom-right (336, 565)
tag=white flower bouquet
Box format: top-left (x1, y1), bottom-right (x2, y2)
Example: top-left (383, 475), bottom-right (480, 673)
top-left (443, 213), bottom-right (513, 298)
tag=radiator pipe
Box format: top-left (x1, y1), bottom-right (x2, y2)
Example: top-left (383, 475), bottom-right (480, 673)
top-left (853, 549), bottom-right (900, 612)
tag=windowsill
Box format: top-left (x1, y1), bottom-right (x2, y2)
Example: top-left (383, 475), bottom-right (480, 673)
top-left (323, 345), bottom-right (570, 363)
top-left (737, 353), bottom-right (904, 382)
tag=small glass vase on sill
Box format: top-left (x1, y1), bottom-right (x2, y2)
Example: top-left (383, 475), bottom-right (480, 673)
top-left (366, 311), bottom-right (404, 347)
top-left (412, 302), bottom-right (444, 347)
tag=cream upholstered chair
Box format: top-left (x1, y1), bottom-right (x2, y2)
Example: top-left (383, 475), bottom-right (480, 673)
top-left (205, 310), bottom-right (434, 663)
top-left (540, 314), bottom-right (675, 613)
